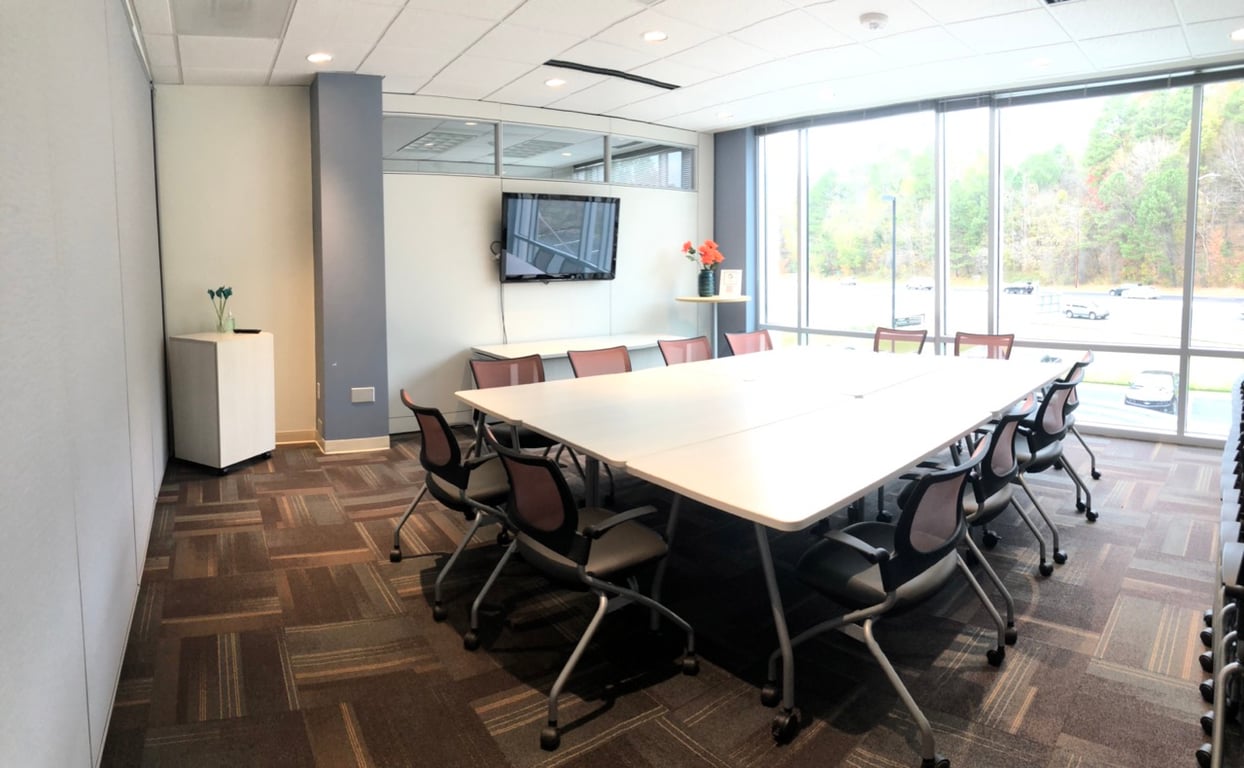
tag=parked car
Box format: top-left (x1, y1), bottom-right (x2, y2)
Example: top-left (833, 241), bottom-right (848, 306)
top-left (1063, 300), bottom-right (1109, 320)
top-left (905, 276), bottom-right (933, 290)
top-left (1124, 369), bottom-right (1178, 413)
top-left (1108, 282), bottom-right (1143, 296)
top-left (1121, 284), bottom-right (1159, 299)
top-left (1004, 280), bottom-right (1037, 294)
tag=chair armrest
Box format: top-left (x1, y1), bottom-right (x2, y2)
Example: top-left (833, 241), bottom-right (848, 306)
top-left (462, 453), bottom-right (496, 471)
top-left (822, 529), bottom-right (891, 564)
top-left (583, 505), bottom-right (659, 539)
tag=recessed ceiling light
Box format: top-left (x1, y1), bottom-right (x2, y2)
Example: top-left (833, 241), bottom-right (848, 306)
top-left (545, 78), bottom-right (566, 87)
top-left (1231, 27), bottom-right (1244, 42)
top-left (306, 52), bottom-right (333, 64)
top-left (464, 121), bottom-right (478, 126)
top-left (561, 152), bottom-right (572, 156)
top-left (1030, 56), bottom-right (1052, 69)
top-left (859, 12), bottom-right (888, 31)
top-left (642, 30), bottom-right (668, 43)
top-left (717, 111), bottom-right (733, 119)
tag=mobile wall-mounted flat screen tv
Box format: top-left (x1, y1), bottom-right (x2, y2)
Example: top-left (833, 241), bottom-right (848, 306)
top-left (500, 192), bottom-right (620, 283)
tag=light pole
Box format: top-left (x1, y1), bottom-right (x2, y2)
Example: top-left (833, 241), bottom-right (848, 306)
top-left (882, 194), bottom-right (897, 327)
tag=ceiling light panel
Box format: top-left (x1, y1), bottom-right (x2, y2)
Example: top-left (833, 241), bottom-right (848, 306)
top-left (397, 130), bottom-right (478, 155)
top-left (171, 0), bottom-right (293, 38)
top-left (729, 10), bottom-right (853, 55)
top-left (273, 0), bottom-right (402, 75)
top-left (1045, 0), bottom-right (1180, 39)
top-left (133, 0), bottom-right (175, 34)
top-left (593, 9), bottom-right (716, 55)
top-left (653, 0), bottom-right (794, 34)
top-left (1174, 0), bottom-right (1244, 25)
top-left (946, 10), bottom-right (1070, 55)
top-left (1079, 27), bottom-right (1189, 70)
top-left (1185, 18), bottom-right (1244, 55)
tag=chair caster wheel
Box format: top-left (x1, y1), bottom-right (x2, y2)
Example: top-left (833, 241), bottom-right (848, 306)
top-left (1200, 678), bottom-right (1214, 702)
top-left (921, 756), bottom-right (950, 768)
top-left (1196, 743), bottom-right (1211, 768)
top-left (1005, 626), bottom-right (1017, 645)
top-left (876, 511), bottom-right (893, 523)
top-left (540, 726), bottom-right (560, 751)
top-left (771, 708), bottom-right (800, 744)
top-left (1091, 470), bottom-right (1101, 480)
top-left (1039, 562), bottom-right (1054, 577)
top-left (432, 604), bottom-right (448, 622)
top-left (760, 683), bottom-right (780, 708)
top-left (1201, 710), bottom-right (1213, 736)
top-left (982, 530), bottom-right (1000, 548)
top-left (1201, 628), bottom-right (1214, 648)
top-left (1205, 608), bottom-right (1214, 627)
top-left (1085, 509), bottom-right (1098, 522)
top-left (986, 647), bottom-right (1005, 667)
top-left (1076, 500), bottom-right (1086, 512)
top-left (1199, 651), bottom-right (1213, 673)
top-left (496, 530), bottom-right (511, 546)
top-left (390, 548), bottom-right (402, 563)
top-left (681, 656), bottom-right (699, 676)
top-left (463, 631), bottom-right (479, 651)
top-left (1053, 550), bottom-right (1068, 565)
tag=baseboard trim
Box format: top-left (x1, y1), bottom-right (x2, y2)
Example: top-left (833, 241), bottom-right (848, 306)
top-left (317, 435), bottom-right (391, 454)
top-left (277, 429), bottom-right (318, 445)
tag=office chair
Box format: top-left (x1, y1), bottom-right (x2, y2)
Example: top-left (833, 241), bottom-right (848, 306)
top-left (1061, 349), bottom-right (1101, 480)
top-left (565, 345), bottom-right (631, 499)
top-left (467, 430), bottom-right (698, 751)
top-left (761, 440), bottom-right (1006, 763)
top-left (390, 391), bottom-right (509, 623)
top-left (566, 344), bottom-right (632, 377)
top-left (658, 335), bottom-right (712, 365)
top-left (1015, 369), bottom-right (1093, 537)
top-left (954, 331), bottom-right (1014, 359)
top-left (468, 354), bottom-right (584, 475)
top-left (724, 329), bottom-right (773, 355)
top-left (873, 326), bottom-right (928, 354)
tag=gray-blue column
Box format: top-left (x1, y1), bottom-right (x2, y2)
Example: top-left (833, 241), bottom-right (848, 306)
top-left (713, 128), bottom-right (757, 347)
top-left (310, 73), bottom-right (389, 443)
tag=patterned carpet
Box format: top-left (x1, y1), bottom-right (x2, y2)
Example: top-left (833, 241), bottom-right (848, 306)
top-left (101, 431), bottom-right (1231, 767)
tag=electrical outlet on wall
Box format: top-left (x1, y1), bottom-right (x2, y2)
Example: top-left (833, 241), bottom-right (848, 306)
top-left (351, 386), bottom-right (375, 403)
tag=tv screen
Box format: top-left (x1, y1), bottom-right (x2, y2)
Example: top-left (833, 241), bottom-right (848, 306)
top-left (500, 192), bottom-right (619, 282)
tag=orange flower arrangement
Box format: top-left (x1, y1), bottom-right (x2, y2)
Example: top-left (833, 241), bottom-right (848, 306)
top-left (683, 239), bottom-right (724, 271)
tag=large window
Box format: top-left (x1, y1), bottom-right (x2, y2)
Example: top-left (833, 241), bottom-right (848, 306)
top-left (756, 75), bottom-right (1244, 442)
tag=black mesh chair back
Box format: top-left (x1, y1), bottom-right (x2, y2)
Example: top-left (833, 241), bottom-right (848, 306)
top-left (658, 336), bottom-right (712, 365)
top-left (403, 390), bottom-right (469, 495)
top-left (873, 327), bottom-right (927, 354)
top-left (567, 345), bottom-right (632, 378)
top-left (724, 329), bottom-right (773, 355)
top-left (470, 353), bottom-right (546, 389)
top-left (972, 393), bottom-right (1036, 506)
top-left (954, 332), bottom-right (1014, 359)
top-left (490, 438), bottom-right (584, 570)
top-left (1028, 369), bottom-right (1082, 454)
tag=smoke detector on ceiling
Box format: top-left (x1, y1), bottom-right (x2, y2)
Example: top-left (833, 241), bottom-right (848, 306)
top-left (859, 12), bottom-right (888, 31)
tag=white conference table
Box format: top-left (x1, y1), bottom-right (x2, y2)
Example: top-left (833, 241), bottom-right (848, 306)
top-left (454, 346), bottom-right (1067, 732)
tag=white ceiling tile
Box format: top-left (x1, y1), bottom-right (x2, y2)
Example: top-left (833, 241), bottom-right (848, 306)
top-left (592, 10), bottom-right (719, 55)
top-left (786, 46), bottom-right (888, 81)
top-left (606, 95), bottom-right (685, 125)
top-left (273, 0), bottom-right (401, 75)
top-left (506, 0), bottom-right (651, 37)
top-left (653, 0), bottom-right (796, 34)
top-left (550, 78), bottom-right (666, 114)
top-left (382, 8), bottom-right (495, 51)
top-left (419, 56), bottom-right (533, 99)
top-left (378, 75), bottom-right (427, 93)
top-left (1182, 19), bottom-right (1244, 57)
top-left (1080, 27), bottom-right (1190, 70)
top-left (628, 59), bottom-right (719, 89)
top-left (468, 23), bottom-right (581, 65)
top-left (134, 0), bottom-right (173, 35)
top-left (170, 0), bottom-right (293, 38)
top-left (486, 65), bottom-right (607, 108)
top-left (1048, 0), bottom-right (1181, 39)
top-left (357, 42), bottom-right (441, 80)
top-left (558, 39), bottom-right (659, 72)
top-left (908, 0), bottom-right (1037, 25)
top-left (729, 10), bottom-right (853, 56)
top-left (1173, 0), bottom-right (1244, 24)
top-left (269, 70), bottom-right (316, 85)
top-left (181, 67), bottom-right (270, 85)
top-left (402, 0), bottom-right (520, 15)
top-left (947, 10), bottom-right (1071, 55)
top-left (864, 26), bottom-right (973, 67)
top-left (149, 64), bottom-right (182, 84)
top-left (802, 0), bottom-right (939, 42)
top-left (143, 33), bottom-right (179, 68)
top-left (973, 42), bottom-right (1095, 86)
top-left (178, 35), bottom-right (279, 70)
top-left (662, 36), bottom-right (776, 76)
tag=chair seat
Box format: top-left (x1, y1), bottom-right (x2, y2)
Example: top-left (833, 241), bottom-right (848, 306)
top-left (518, 507), bottom-right (668, 584)
top-left (963, 484), bottom-right (1014, 525)
top-left (1017, 441), bottom-right (1062, 473)
top-left (795, 522), bottom-right (959, 610)
top-left (428, 455), bottom-right (509, 509)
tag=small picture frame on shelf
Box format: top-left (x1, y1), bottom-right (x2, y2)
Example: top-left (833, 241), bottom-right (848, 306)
top-left (719, 269), bottom-right (742, 298)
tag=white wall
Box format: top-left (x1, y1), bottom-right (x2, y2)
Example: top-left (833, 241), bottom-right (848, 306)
top-left (0, 0), bottom-right (165, 764)
top-left (154, 86), bottom-right (317, 443)
top-left (382, 96), bottom-right (713, 430)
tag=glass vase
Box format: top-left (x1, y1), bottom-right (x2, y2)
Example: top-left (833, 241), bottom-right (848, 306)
top-left (697, 269), bottom-right (716, 297)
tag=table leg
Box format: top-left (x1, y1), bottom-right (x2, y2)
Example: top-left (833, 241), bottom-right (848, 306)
top-left (754, 523), bottom-right (796, 713)
top-left (583, 456), bottom-right (600, 507)
top-left (711, 303), bottom-right (720, 357)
